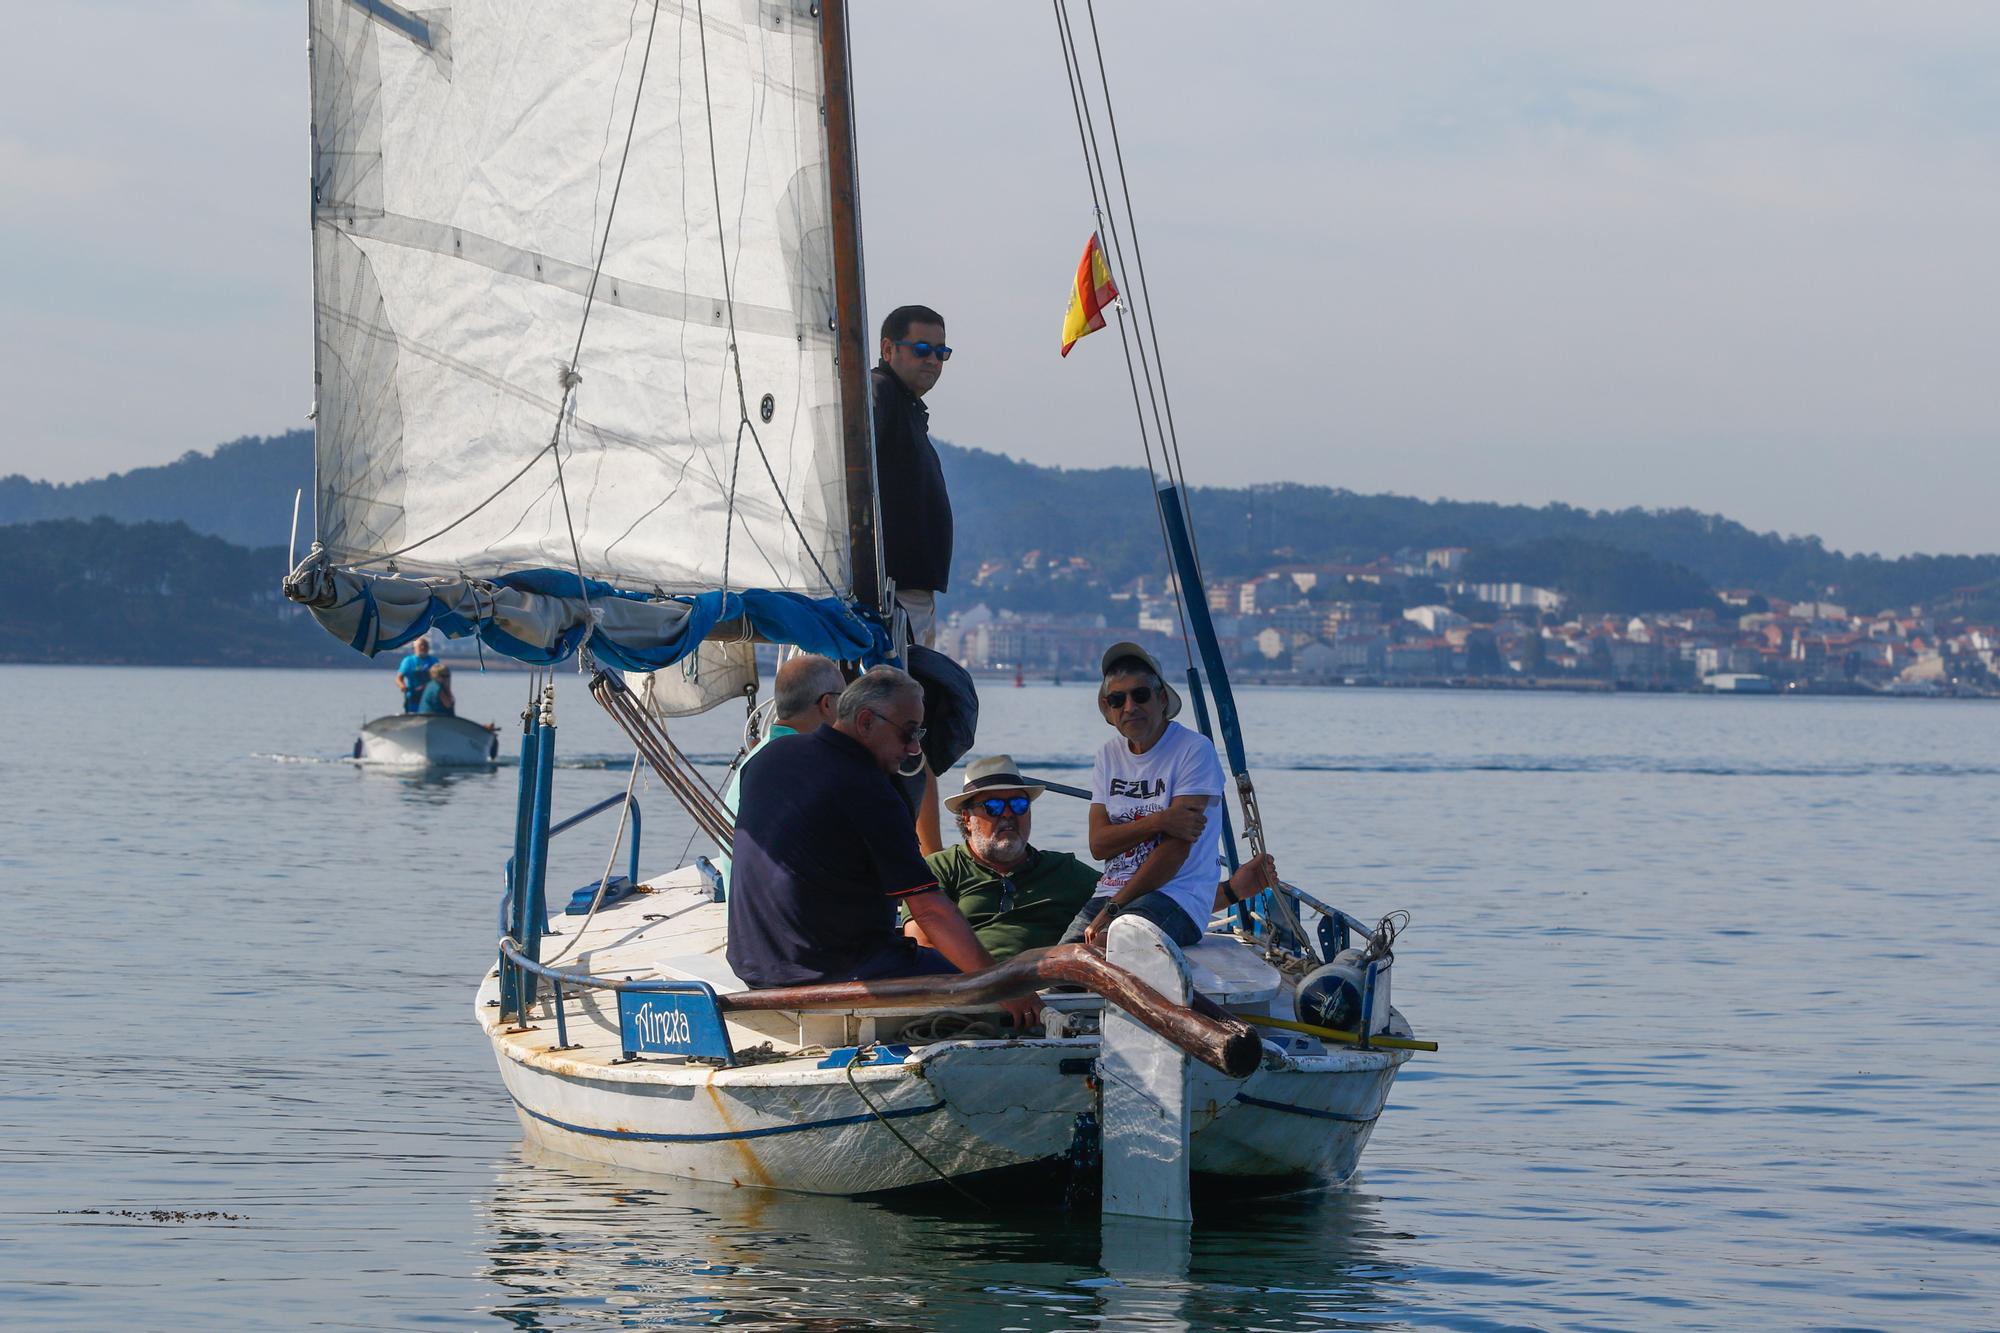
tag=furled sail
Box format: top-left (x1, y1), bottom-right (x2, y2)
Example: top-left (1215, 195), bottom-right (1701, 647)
top-left (305, 0), bottom-right (853, 609)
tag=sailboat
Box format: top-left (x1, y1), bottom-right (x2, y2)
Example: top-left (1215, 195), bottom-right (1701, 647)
top-left (286, 0), bottom-right (1426, 1217)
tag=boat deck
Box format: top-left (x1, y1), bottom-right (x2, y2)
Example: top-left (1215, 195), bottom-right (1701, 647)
top-left (482, 865), bottom-right (1294, 1075)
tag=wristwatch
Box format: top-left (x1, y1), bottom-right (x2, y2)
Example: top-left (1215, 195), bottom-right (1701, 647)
top-left (1101, 900), bottom-right (1124, 919)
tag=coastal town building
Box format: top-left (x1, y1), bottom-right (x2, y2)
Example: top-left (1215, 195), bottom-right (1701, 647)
top-left (938, 551), bottom-right (2000, 697)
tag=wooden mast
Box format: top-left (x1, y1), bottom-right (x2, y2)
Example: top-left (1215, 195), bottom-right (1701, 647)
top-left (819, 0), bottom-right (882, 613)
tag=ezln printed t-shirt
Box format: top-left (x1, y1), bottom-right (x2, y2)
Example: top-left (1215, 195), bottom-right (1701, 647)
top-left (1091, 720), bottom-right (1225, 929)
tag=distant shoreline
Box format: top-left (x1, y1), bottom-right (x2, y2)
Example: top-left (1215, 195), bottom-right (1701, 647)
top-left (5, 658), bottom-right (1980, 701)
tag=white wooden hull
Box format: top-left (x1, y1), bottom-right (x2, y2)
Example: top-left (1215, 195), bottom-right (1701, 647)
top-left (484, 1010), bottom-right (1402, 1194)
top-left (357, 713), bottom-right (498, 766)
top-left (476, 871), bottom-right (1409, 1197)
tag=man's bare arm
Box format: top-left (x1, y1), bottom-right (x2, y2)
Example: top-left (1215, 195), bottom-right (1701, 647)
top-left (1088, 798), bottom-right (1208, 860)
top-left (902, 890), bottom-right (1039, 1027)
top-left (902, 889), bottom-right (993, 971)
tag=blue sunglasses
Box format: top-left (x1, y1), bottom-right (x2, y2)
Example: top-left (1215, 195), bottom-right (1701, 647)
top-left (893, 338), bottom-right (953, 361)
top-left (972, 795), bottom-right (1032, 817)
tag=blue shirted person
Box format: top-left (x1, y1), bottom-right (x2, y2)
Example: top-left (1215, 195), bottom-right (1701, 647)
top-left (415, 663), bottom-right (455, 716)
top-left (718, 655), bottom-right (845, 894)
top-left (396, 636), bottom-right (438, 712)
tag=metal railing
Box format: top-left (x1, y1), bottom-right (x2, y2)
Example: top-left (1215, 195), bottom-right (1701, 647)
top-left (496, 792), bottom-right (644, 935)
top-left (497, 935), bottom-right (717, 1052)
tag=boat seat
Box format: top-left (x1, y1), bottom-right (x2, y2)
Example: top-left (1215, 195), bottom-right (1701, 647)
top-left (654, 934), bottom-right (1280, 1009)
top-left (1183, 934), bottom-right (1282, 1006)
top-left (652, 949), bottom-right (746, 993)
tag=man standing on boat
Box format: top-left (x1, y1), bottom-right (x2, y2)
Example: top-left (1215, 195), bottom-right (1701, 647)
top-left (872, 304), bottom-right (953, 648)
top-left (727, 666), bottom-right (1038, 1027)
top-left (1065, 642), bottom-right (1269, 950)
top-left (395, 636), bottom-right (438, 712)
top-left (872, 303), bottom-right (955, 855)
top-left (717, 654), bottom-right (845, 895)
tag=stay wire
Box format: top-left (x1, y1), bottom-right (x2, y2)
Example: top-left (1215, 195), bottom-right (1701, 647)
top-left (1052, 0), bottom-right (1192, 657)
top-left (543, 743), bottom-right (647, 967)
top-left (1058, 1), bottom-right (1179, 534)
top-left (1080, 0), bottom-right (1206, 575)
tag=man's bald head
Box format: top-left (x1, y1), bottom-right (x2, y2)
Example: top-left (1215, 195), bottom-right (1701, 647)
top-left (773, 655), bottom-right (846, 730)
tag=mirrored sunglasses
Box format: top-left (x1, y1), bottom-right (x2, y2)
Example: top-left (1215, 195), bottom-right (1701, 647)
top-left (893, 338), bottom-right (952, 361)
top-left (973, 795), bottom-right (1032, 818)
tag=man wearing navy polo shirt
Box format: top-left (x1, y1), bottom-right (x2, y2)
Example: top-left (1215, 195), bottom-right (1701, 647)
top-left (727, 666), bottom-right (1039, 1028)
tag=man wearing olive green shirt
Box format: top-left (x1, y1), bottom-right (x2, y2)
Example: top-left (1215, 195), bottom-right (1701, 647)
top-left (903, 755), bottom-right (1100, 962)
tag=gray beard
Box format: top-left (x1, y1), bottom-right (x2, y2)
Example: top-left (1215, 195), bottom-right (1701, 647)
top-left (972, 829), bottom-right (1027, 867)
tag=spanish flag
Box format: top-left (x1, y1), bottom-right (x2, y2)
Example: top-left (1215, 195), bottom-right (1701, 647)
top-left (1060, 231), bottom-right (1118, 357)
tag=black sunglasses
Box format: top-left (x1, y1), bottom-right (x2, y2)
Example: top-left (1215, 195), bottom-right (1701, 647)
top-left (1102, 686), bottom-right (1155, 709)
top-left (893, 338), bottom-right (952, 361)
top-left (973, 795), bottom-right (1032, 818)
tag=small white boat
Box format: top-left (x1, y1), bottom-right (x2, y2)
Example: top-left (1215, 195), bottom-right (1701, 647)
top-left (355, 713), bottom-right (499, 767)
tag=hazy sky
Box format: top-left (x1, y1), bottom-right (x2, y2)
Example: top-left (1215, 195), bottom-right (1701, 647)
top-left (2, 2), bottom-right (1994, 555)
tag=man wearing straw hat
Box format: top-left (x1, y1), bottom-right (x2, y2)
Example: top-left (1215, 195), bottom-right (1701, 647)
top-left (905, 755), bottom-right (1102, 962)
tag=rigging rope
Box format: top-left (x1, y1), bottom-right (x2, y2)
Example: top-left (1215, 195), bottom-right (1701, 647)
top-left (692, 0), bottom-right (841, 597)
top-left (1055, 3), bottom-right (1315, 958)
top-left (356, 0), bottom-right (841, 610)
top-left (543, 743), bottom-right (648, 967)
top-left (1050, 0), bottom-right (1193, 658)
top-left (1077, 0), bottom-right (1208, 576)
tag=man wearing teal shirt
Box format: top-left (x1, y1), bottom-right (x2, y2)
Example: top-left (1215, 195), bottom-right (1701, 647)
top-left (719, 654), bottom-right (844, 893)
top-left (395, 636), bottom-right (438, 712)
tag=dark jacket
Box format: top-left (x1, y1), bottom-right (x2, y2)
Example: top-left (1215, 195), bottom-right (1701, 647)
top-left (871, 363), bottom-right (953, 593)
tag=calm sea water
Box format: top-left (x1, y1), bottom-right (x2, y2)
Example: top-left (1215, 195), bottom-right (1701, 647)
top-left (3, 664), bottom-right (1997, 1331)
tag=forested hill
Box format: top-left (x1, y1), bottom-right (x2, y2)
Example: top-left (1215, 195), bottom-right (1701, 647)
top-left (0, 431), bottom-right (312, 549)
top-left (943, 445), bottom-right (2000, 612)
top-left (0, 518), bottom-right (360, 666)
top-left (3, 430), bottom-right (1995, 614)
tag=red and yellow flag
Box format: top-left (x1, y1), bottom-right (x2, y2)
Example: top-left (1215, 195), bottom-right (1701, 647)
top-left (1060, 232), bottom-right (1118, 357)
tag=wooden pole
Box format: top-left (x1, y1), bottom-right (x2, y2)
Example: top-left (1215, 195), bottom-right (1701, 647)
top-left (717, 943), bottom-right (1262, 1079)
top-left (818, 0), bottom-right (882, 613)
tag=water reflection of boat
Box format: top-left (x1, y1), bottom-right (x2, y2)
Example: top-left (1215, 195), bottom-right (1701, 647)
top-left (479, 1143), bottom-right (1401, 1331)
top-left (354, 713), bottom-right (500, 767)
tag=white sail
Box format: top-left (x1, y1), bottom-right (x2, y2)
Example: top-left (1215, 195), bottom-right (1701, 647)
top-left (310, 0), bottom-right (850, 597)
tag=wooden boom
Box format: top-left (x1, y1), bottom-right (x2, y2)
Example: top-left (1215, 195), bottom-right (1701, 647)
top-left (717, 943), bottom-right (1263, 1079)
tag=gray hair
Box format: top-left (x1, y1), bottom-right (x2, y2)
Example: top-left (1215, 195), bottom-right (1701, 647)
top-left (837, 665), bottom-right (921, 725)
top-left (773, 654), bottom-right (845, 719)
top-left (1101, 655), bottom-right (1161, 691)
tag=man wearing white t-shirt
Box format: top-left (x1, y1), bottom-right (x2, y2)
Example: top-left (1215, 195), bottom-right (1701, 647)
top-left (1061, 642), bottom-right (1272, 950)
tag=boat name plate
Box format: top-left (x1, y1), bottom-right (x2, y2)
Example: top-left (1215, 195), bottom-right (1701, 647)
top-left (617, 988), bottom-right (735, 1063)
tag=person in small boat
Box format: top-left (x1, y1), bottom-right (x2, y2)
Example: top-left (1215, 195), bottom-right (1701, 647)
top-left (873, 303), bottom-right (954, 857)
top-left (1064, 642), bottom-right (1273, 950)
top-left (396, 636), bottom-right (438, 712)
top-left (903, 755), bottom-right (1100, 963)
top-left (726, 666), bottom-right (1038, 1028)
top-left (415, 663), bottom-right (456, 716)
top-left (717, 654), bottom-right (845, 895)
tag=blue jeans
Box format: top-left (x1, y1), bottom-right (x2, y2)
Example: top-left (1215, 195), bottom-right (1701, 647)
top-left (845, 943), bottom-right (960, 981)
top-left (1058, 893), bottom-right (1202, 948)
